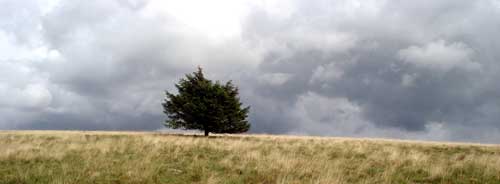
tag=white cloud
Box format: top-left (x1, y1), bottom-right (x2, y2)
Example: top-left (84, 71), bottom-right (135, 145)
top-left (288, 92), bottom-right (369, 136)
top-left (0, 83), bottom-right (52, 110)
top-left (401, 73), bottom-right (418, 87)
top-left (287, 29), bottom-right (358, 53)
top-left (258, 73), bottom-right (291, 86)
top-left (0, 60), bottom-right (51, 110)
top-left (143, 0), bottom-right (250, 40)
top-left (399, 40), bottom-right (481, 72)
top-left (310, 62), bottom-right (345, 84)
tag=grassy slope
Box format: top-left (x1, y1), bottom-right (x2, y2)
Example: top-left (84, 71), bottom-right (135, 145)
top-left (0, 131), bottom-right (500, 184)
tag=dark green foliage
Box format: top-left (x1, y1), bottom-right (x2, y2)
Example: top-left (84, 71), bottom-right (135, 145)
top-left (162, 67), bottom-right (250, 136)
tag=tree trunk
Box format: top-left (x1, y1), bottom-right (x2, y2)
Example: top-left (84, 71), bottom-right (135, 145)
top-left (204, 130), bottom-right (209, 136)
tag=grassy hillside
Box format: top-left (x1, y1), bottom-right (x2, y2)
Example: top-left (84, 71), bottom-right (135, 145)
top-left (1, 131), bottom-right (499, 184)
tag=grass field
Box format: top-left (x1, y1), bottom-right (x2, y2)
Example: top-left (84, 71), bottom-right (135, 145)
top-left (1, 131), bottom-right (500, 184)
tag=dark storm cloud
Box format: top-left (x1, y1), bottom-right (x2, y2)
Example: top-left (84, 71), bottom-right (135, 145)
top-left (1, 0), bottom-right (257, 131)
top-left (241, 0), bottom-right (500, 142)
top-left (2, 0), bottom-right (500, 143)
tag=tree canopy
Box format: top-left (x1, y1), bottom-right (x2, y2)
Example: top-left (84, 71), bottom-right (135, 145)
top-left (162, 67), bottom-right (250, 136)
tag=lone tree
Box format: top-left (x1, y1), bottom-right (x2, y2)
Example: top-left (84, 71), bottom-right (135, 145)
top-left (162, 67), bottom-right (250, 136)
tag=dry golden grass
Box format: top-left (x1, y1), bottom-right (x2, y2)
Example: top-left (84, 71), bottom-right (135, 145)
top-left (1, 130), bottom-right (500, 183)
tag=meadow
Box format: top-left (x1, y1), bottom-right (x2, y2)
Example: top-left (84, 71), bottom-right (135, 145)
top-left (1, 131), bottom-right (499, 184)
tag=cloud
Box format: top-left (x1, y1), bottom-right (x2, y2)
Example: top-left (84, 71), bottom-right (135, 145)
top-left (0, 84), bottom-right (52, 109)
top-left (1, 0), bottom-right (500, 143)
top-left (399, 40), bottom-right (480, 72)
top-left (241, 0), bottom-right (500, 143)
top-left (257, 73), bottom-right (291, 86)
top-left (287, 92), bottom-right (369, 136)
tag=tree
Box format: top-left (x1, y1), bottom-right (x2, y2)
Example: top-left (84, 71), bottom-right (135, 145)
top-left (162, 67), bottom-right (250, 136)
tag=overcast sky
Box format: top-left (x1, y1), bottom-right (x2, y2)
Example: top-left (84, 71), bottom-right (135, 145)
top-left (2, 0), bottom-right (500, 143)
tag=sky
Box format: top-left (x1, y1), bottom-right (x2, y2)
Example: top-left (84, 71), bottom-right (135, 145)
top-left (1, 0), bottom-right (500, 143)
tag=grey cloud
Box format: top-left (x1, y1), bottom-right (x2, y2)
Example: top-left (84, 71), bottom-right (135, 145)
top-left (1, 0), bottom-right (256, 131)
top-left (0, 0), bottom-right (41, 44)
top-left (241, 0), bottom-right (500, 142)
top-left (2, 0), bottom-right (500, 143)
